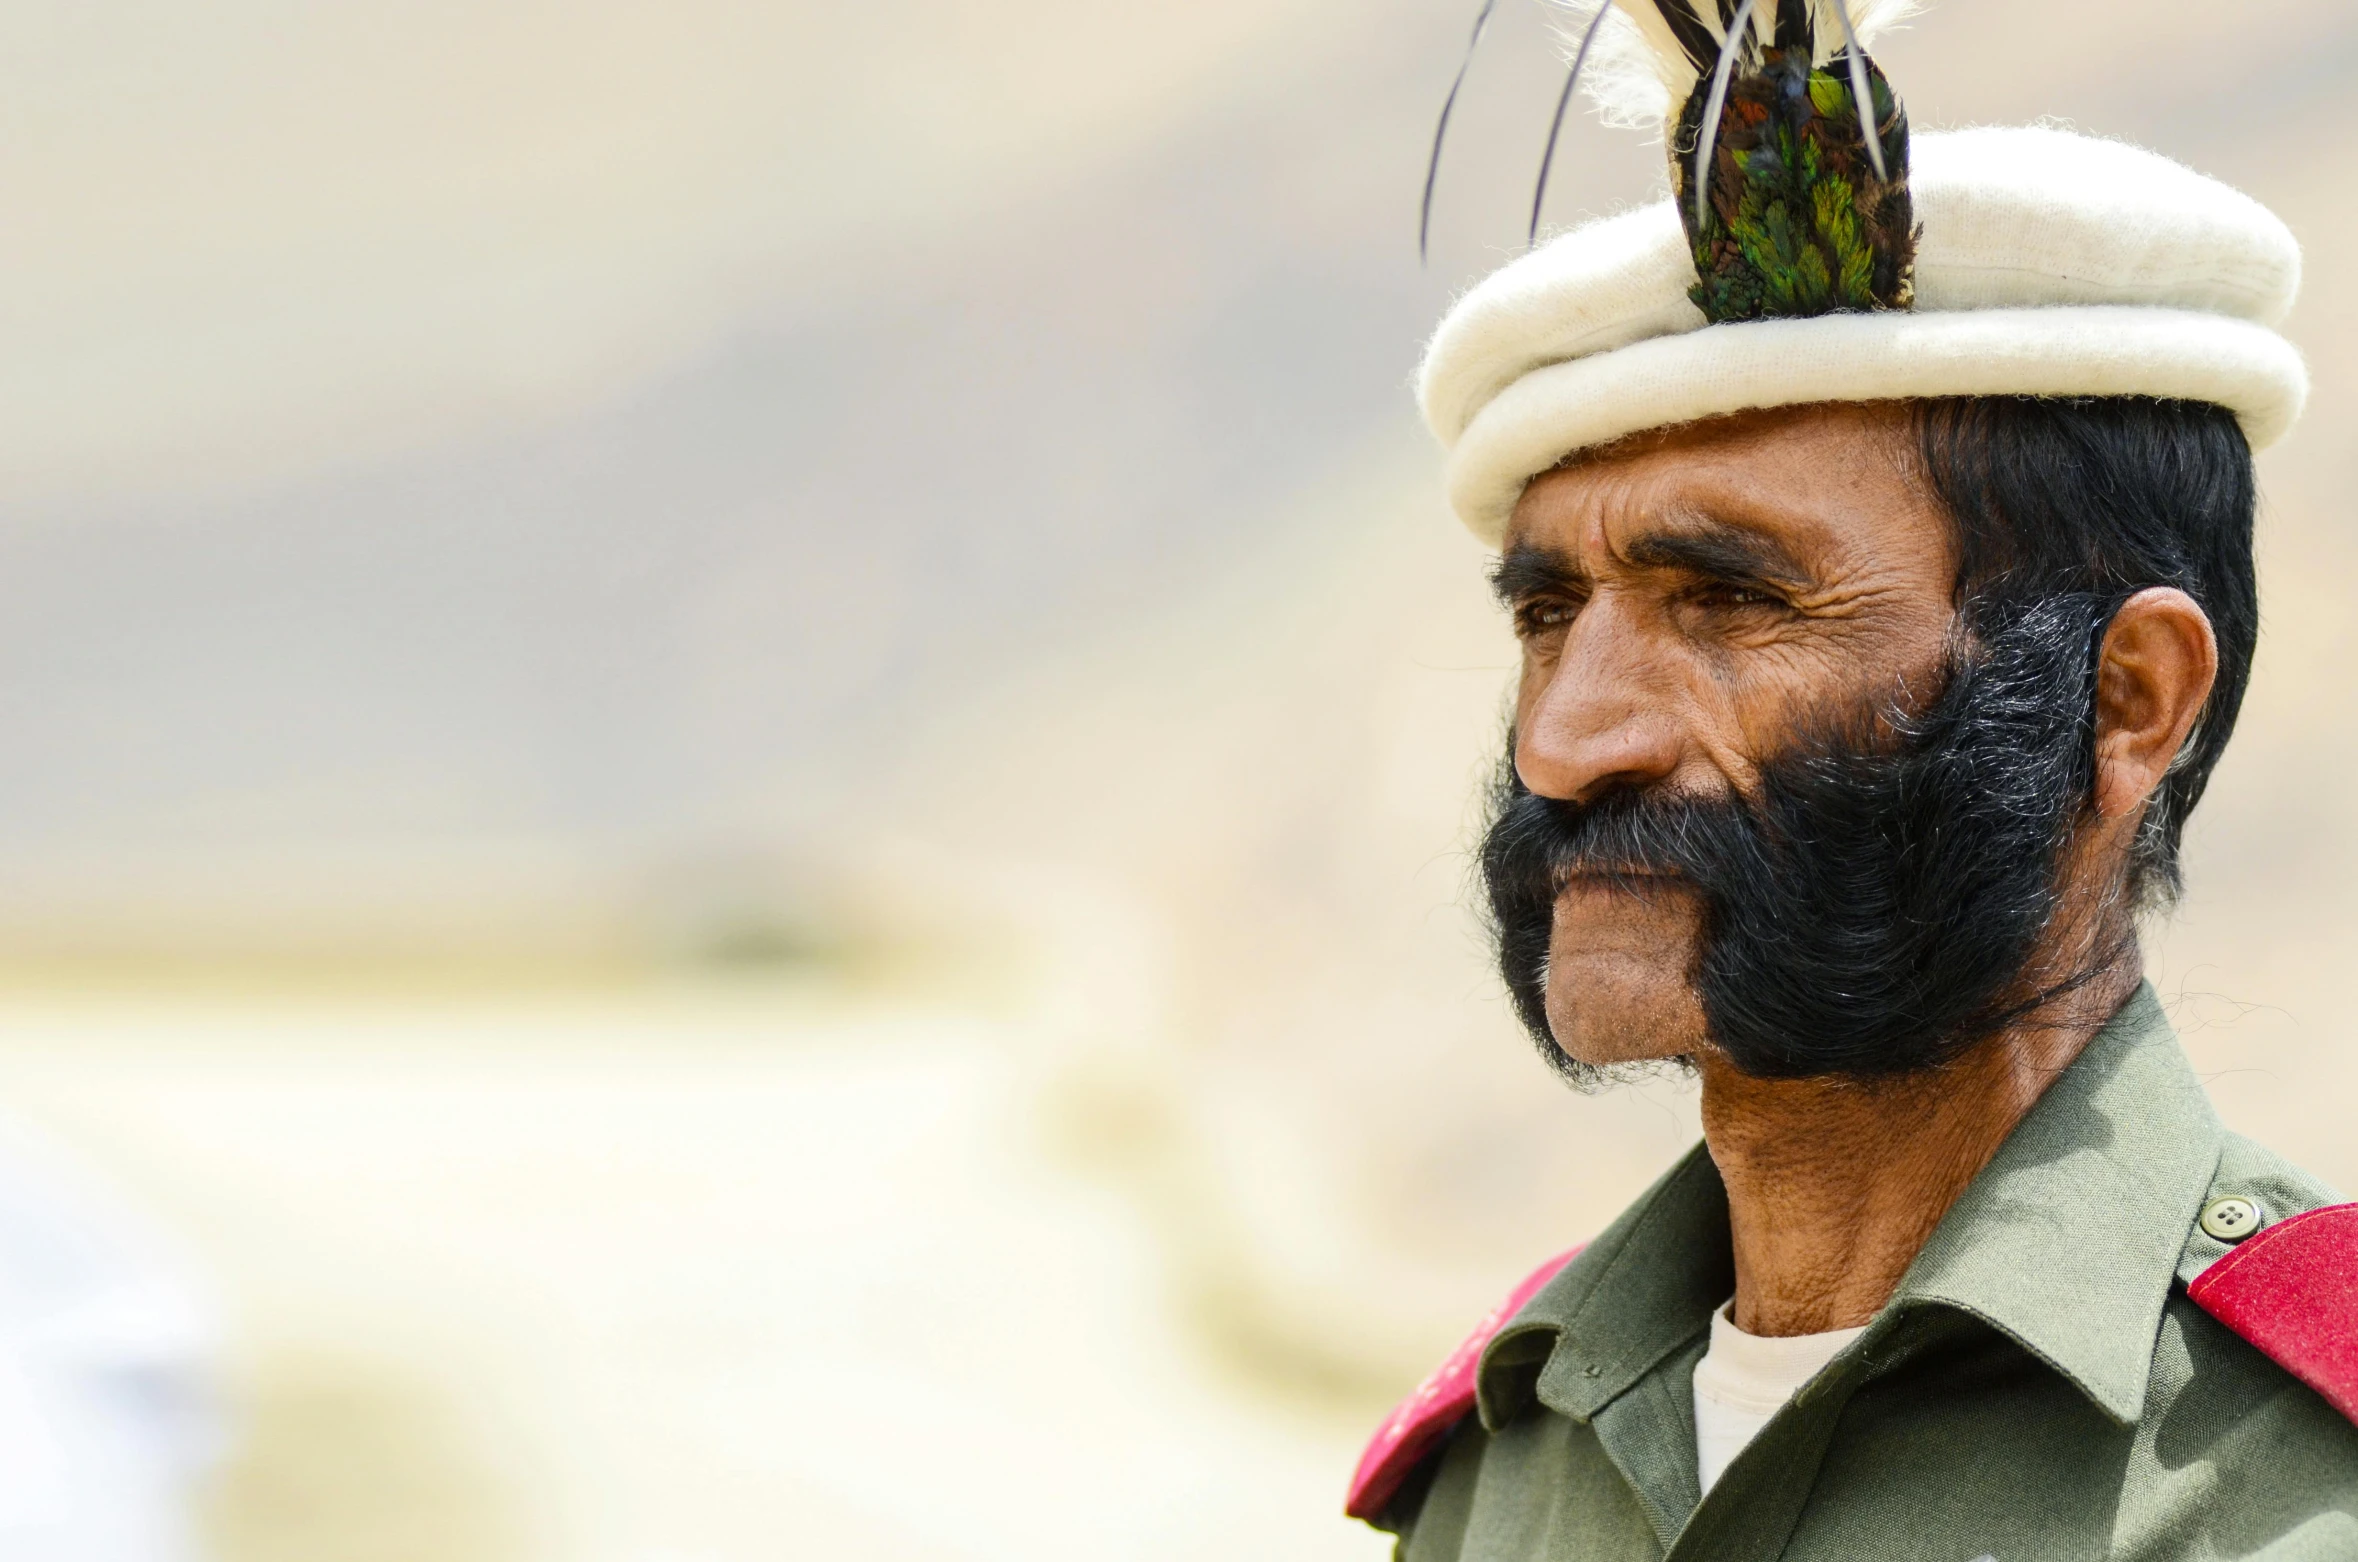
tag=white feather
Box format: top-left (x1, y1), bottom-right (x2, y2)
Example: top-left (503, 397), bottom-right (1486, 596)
top-left (1811, 0), bottom-right (1920, 63)
top-left (1545, 0), bottom-right (1922, 130)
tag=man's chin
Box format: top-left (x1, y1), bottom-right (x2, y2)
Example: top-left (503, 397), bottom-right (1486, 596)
top-left (1542, 886), bottom-right (1708, 1068)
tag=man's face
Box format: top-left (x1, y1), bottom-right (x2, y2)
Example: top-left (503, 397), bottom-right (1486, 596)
top-left (1496, 404), bottom-right (1960, 1069)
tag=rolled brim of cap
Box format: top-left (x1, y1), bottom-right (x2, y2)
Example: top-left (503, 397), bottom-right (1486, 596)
top-left (1421, 126), bottom-right (2311, 545)
top-left (1446, 304), bottom-right (2309, 544)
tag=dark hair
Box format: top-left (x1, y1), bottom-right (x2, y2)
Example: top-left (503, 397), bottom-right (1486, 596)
top-left (1915, 396), bottom-right (2258, 905)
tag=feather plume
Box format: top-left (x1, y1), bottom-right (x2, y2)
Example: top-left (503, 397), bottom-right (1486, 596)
top-left (1533, 0), bottom-right (1919, 323)
top-left (1545, 0), bottom-right (1919, 129)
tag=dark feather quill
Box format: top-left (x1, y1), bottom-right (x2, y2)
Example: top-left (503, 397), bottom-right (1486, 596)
top-left (1420, 0), bottom-right (1501, 265)
top-left (1651, 0), bottom-right (1722, 74)
top-left (1774, 0), bottom-right (1813, 50)
top-left (1530, 2), bottom-right (1618, 246)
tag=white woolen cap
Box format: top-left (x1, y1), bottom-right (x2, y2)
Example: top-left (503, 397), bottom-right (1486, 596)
top-left (1419, 126), bottom-right (2308, 545)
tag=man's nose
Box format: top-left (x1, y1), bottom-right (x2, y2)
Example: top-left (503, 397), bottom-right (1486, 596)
top-left (1514, 603), bottom-right (1683, 804)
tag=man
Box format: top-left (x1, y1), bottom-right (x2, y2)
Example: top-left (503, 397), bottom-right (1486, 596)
top-left (1346, 2), bottom-right (2357, 1558)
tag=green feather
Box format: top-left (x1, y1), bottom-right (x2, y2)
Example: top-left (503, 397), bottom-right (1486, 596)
top-left (1675, 42), bottom-right (1914, 325)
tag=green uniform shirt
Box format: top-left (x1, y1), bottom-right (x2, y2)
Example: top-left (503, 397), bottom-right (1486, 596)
top-left (1379, 985), bottom-right (2358, 1561)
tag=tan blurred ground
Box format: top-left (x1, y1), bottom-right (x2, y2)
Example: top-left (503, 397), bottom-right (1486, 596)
top-left (0, 0), bottom-right (2352, 1557)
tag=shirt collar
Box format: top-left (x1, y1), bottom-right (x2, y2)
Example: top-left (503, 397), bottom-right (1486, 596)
top-left (1477, 1141), bottom-right (1729, 1430)
top-left (1888, 981), bottom-right (2221, 1423)
top-left (1476, 982), bottom-right (2220, 1431)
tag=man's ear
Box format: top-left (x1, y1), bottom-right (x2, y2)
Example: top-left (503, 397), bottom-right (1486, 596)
top-left (2093, 587), bottom-right (2219, 820)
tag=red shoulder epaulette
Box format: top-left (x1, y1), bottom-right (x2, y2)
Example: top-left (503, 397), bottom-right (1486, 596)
top-left (2188, 1202), bottom-right (2358, 1425)
top-left (1344, 1246), bottom-right (1583, 1523)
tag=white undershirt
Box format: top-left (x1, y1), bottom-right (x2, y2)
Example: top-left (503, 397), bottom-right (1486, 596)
top-left (1691, 1303), bottom-right (1866, 1495)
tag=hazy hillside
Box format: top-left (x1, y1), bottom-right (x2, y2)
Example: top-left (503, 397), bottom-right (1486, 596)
top-left (4, 0), bottom-right (2349, 960)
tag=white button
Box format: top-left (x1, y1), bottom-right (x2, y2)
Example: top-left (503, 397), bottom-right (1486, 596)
top-left (2199, 1196), bottom-right (2262, 1242)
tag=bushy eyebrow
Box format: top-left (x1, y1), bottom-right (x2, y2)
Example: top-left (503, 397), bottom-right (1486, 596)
top-left (1489, 541), bottom-right (1580, 606)
top-left (1490, 519), bottom-right (1813, 608)
top-left (1621, 522), bottom-right (1812, 590)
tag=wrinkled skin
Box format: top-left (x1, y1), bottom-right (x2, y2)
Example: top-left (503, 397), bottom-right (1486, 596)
top-left (1497, 403), bottom-right (2218, 1334)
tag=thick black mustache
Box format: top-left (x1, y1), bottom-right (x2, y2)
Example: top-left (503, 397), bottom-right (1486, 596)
top-left (1490, 785), bottom-right (1755, 889)
top-left (1481, 595), bottom-right (2116, 1082)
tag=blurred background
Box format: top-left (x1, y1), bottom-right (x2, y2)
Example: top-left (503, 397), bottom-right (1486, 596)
top-left (0, 0), bottom-right (2351, 1557)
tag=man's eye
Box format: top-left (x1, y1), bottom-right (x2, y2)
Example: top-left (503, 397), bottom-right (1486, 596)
top-left (1696, 583), bottom-right (1780, 610)
top-left (1514, 599), bottom-right (1579, 636)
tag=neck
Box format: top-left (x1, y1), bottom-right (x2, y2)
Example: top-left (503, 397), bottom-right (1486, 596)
top-left (1699, 953), bottom-right (2141, 1338)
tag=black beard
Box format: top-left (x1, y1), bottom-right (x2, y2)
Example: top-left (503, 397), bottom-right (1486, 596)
top-left (1479, 594), bottom-right (2125, 1084)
